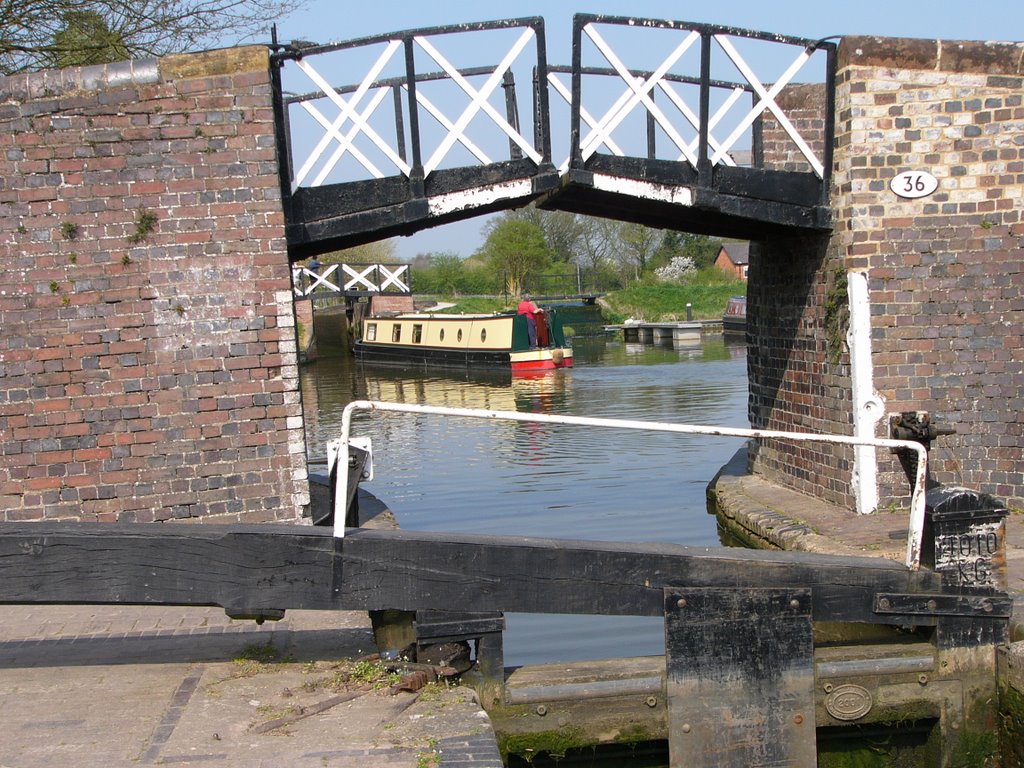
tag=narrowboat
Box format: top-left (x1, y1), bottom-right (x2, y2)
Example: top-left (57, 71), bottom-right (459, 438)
top-left (354, 309), bottom-right (573, 372)
top-left (722, 295), bottom-right (746, 335)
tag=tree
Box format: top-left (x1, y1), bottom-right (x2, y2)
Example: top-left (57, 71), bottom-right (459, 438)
top-left (654, 231), bottom-right (721, 271)
top-left (321, 239), bottom-right (397, 265)
top-left (49, 11), bottom-right (129, 69)
top-left (617, 222), bottom-right (661, 280)
top-left (503, 208), bottom-right (584, 264)
top-left (428, 252), bottom-right (465, 296)
top-left (477, 216), bottom-right (550, 298)
top-left (0, 0), bottom-right (300, 76)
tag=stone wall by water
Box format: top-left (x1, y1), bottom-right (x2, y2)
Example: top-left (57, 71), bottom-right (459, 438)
top-left (0, 48), bottom-right (309, 522)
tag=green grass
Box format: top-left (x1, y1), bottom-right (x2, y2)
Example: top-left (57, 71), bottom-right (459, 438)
top-left (601, 269), bottom-right (745, 323)
top-left (419, 268), bottom-right (745, 322)
top-left (427, 296), bottom-right (511, 314)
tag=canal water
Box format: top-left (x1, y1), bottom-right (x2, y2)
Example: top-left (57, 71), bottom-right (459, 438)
top-left (299, 332), bottom-right (749, 666)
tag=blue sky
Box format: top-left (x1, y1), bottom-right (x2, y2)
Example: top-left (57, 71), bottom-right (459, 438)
top-left (270, 1), bottom-right (1024, 261)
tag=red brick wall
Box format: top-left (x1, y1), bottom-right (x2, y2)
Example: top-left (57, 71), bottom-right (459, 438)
top-left (0, 48), bottom-right (309, 522)
top-left (746, 235), bottom-right (856, 510)
top-left (748, 37), bottom-right (1024, 511)
top-left (837, 37), bottom-right (1024, 509)
top-left (756, 83), bottom-right (828, 174)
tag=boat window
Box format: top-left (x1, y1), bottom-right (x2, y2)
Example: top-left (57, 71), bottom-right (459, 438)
top-left (366, 323), bottom-right (376, 341)
top-left (480, 328), bottom-right (487, 342)
top-left (457, 328), bottom-right (463, 342)
top-left (412, 324), bottom-right (423, 344)
top-left (439, 329), bottom-right (445, 342)
top-left (392, 324), bottom-right (402, 342)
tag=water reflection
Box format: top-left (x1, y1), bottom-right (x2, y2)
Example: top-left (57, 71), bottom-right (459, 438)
top-left (300, 333), bottom-right (749, 664)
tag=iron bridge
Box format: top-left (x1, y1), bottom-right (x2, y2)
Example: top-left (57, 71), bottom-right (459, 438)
top-left (270, 14), bottom-right (837, 260)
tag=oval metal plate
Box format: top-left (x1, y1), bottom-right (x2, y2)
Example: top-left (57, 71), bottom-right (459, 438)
top-left (825, 683), bottom-right (873, 721)
top-left (890, 170), bottom-right (938, 199)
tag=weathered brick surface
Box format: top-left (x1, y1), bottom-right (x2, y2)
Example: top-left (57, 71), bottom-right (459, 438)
top-left (749, 36), bottom-right (1024, 511)
top-left (746, 234), bottom-right (857, 510)
top-left (0, 47), bottom-right (309, 522)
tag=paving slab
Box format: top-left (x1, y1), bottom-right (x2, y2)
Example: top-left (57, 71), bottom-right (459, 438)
top-left (0, 606), bottom-right (503, 768)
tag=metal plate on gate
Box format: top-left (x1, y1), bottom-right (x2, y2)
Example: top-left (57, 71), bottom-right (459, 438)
top-left (664, 588), bottom-right (816, 768)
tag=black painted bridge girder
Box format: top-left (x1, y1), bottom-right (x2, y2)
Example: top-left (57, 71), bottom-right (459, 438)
top-left (271, 14), bottom-right (837, 260)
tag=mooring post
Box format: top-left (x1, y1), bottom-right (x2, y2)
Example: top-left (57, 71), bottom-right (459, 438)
top-left (664, 587), bottom-right (816, 768)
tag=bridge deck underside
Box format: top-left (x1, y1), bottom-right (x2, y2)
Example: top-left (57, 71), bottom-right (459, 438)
top-left (550, 156), bottom-right (831, 239)
top-left (285, 158), bottom-right (830, 258)
top-left (285, 161), bottom-right (562, 258)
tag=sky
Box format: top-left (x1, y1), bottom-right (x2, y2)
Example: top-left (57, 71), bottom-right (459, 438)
top-left (267, 1), bottom-right (1024, 261)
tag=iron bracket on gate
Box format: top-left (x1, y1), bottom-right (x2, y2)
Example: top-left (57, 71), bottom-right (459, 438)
top-left (324, 436), bottom-right (373, 528)
top-left (873, 592), bottom-right (1012, 618)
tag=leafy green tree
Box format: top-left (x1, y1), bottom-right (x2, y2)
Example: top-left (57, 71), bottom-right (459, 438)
top-left (0, 0), bottom-right (299, 76)
top-left (503, 208), bottom-right (585, 264)
top-left (654, 231), bottom-right (721, 270)
top-left (428, 251), bottom-right (465, 295)
top-left (477, 216), bottom-right (551, 297)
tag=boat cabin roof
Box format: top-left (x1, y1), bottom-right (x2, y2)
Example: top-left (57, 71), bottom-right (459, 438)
top-left (370, 312), bottom-right (513, 321)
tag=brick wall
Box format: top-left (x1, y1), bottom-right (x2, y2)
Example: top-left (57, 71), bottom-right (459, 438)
top-left (746, 234), bottom-right (856, 510)
top-left (837, 37), bottom-right (1024, 509)
top-left (0, 48), bottom-right (310, 522)
top-left (749, 37), bottom-right (1024, 511)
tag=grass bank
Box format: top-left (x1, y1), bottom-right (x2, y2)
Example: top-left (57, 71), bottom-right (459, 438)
top-left (599, 269), bottom-right (746, 323)
top-left (423, 269), bottom-right (746, 322)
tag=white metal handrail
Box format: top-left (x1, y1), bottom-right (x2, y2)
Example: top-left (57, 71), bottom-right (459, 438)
top-left (333, 400), bottom-right (929, 570)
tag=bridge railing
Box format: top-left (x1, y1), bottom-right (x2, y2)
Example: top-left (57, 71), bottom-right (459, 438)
top-left (291, 262), bottom-right (412, 297)
top-left (271, 18), bottom-right (552, 192)
top-left (565, 14), bottom-right (836, 197)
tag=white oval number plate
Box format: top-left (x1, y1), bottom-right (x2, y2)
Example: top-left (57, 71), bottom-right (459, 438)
top-left (890, 170), bottom-right (938, 199)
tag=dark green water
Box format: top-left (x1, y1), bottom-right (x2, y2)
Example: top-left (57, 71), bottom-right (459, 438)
top-left (299, 332), bottom-right (748, 665)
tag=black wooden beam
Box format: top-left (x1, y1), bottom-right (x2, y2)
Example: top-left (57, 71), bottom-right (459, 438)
top-left (339, 528), bottom-right (941, 624)
top-left (0, 524), bottom-right (954, 626)
top-left (0, 523), bottom-right (339, 612)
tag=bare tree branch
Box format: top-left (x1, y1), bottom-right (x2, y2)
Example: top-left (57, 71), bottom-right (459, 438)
top-left (0, 0), bottom-right (302, 75)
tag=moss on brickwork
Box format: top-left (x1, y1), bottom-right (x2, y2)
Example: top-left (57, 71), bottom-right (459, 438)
top-left (824, 264), bottom-right (848, 365)
top-left (498, 725), bottom-right (591, 762)
top-left (999, 680), bottom-right (1024, 768)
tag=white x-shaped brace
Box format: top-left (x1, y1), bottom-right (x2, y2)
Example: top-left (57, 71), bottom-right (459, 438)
top-left (579, 24), bottom-right (700, 165)
top-left (554, 68), bottom-right (742, 170)
top-left (378, 264), bottom-right (410, 292)
top-left (711, 35), bottom-right (823, 178)
top-left (414, 28), bottom-right (542, 175)
top-left (403, 85), bottom-right (492, 166)
top-left (548, 72), bottom-right (623, 172)
top-left (292, 264), bottom-right (340, 296)
top-left (577, 25), bottom-right (823, 178)
top-left (292, 39), bottom-right (412, 190)
top-left (343, 264), bottom-right (381, 292)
